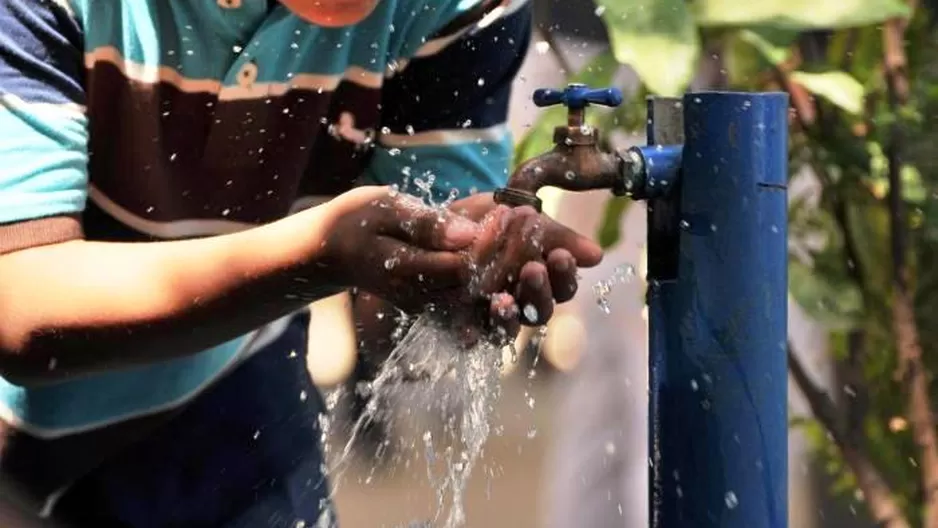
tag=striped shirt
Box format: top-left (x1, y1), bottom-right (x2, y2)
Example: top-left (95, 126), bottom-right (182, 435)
top-left (0, 0), bottom-right (531, 523)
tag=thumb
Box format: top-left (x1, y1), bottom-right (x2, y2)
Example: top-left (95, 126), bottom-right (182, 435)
top-left (383, 193), bottom-right (481, 251)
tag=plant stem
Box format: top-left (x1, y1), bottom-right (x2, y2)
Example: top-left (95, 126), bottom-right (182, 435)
top-left (789, 344), bottom-right (911, 527)
top-left (882, 5), bottom-right (938, 526)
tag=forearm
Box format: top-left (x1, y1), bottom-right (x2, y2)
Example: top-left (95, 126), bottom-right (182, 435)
top-left (0, 207), bottom-right (337, 385)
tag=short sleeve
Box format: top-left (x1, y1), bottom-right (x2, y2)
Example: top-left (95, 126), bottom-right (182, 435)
top-left (363, 0), bottom-right (532, 202)
top-left (0, 0), bottom-right (88, 254)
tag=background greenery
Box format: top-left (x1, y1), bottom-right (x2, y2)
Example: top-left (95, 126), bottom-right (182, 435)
top-left (517, 1), bottom-right (938, 525)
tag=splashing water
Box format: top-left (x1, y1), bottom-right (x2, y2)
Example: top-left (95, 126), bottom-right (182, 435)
top-left (327, 312), bottom-right (508, 527)
top-left (592, 263), bottom-right (636, 314)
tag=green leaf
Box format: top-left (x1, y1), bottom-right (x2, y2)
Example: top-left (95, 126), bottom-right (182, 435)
top-left (724, 27), bottom-right (798, 89)
top-left (901, 165), bottom-right (927, 204)
top-left (861, 141), bottom-right (929, 203)
top-left (737, 27), bottom-right (797, 66)
top-left (513, 52), bottom-right (620, 169)
top-left (789, 415), bottom-right (817, 429)
top-left (693, 0), bottom-right (911, 30)
top-left (789, 257), bottom-right (864, 329)
top-left (596, 0), bottom-right (700, 96)
top-left (790, 71), bottom-right (865, 115)
top-left (597, 197), bottom-right (632, 249)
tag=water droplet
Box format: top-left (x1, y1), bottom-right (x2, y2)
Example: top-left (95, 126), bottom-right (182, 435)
top-left (299, 390), bottom-right (308, 402)
top-left (405, 125), bottom-right (415, 135)
top-left (169, 153), bottom-right (178, 162)
top-left (690, 379), bottom-right (699, 391)
top-left (388, 148), bottom-right (401, 157)
top-left (221, 208), bottom-right (231, 216)
top-left (526, 428), bottom-right (537, 439)
top-left (605, 441), bottom-right (616, 455)
top-left (477, 77), bottom-right (485, 87)
top-left (724, 491), bottom-right (738, 509)
top-left (535, 41), bottom-right (550, 54)
top-left (564, 170), bottom-right (576, 181)
top-left (594, 5), bottom-right (606, 16)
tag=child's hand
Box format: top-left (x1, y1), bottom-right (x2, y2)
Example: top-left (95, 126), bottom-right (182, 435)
top-left (467, 204), bottom-right (603, 336)
top-left (316, 186), bottom-right (481, 311)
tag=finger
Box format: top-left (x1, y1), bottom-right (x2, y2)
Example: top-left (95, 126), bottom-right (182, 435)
top-left (468, 205), bottom-right (517, 267)
top-left (515, 261), bottom-right (553, 326)
top-left (366, 237), bottom-right (469, 304)
top-left (546, 248), bottom-right (579, 304)
top-left (471, 207), bottom-right (546, 294)
top-left (488, 292), bottom-right (520, 342)
top-left (540, 219), bottom-right (604, 268)
top-left (379, 194), bottom-right (480, 251)
top-left (447, 192), bottom-right (497, 222)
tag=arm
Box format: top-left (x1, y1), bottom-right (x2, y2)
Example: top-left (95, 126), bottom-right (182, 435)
top-left (0, 1), bottom-right (338, 384)
top-left (0, 211), bottom-right (336, 384)
top-left (355, 0), bottom-right (533, 359)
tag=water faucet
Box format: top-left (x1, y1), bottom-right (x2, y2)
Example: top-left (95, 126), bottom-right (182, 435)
top-left (493, 84), bottom-right (645, 212)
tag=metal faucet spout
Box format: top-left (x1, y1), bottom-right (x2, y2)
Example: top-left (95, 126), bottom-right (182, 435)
top-left (507, 148), bottom-right (627, 195)
top-left (493, 84), bottom-right (650, 212)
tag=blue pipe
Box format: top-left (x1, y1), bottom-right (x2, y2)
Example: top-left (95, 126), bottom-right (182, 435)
top-left (649, 92), bottom-right (789, 528)
top-left (631, 145), bottom-right (683, 199)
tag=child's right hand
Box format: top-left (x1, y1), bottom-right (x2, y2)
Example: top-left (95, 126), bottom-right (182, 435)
top-left (314, 186), bottom-right (481, 311)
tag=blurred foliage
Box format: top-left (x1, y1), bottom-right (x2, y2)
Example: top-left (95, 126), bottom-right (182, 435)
top-left (518, 0), bottom-right (938, 522)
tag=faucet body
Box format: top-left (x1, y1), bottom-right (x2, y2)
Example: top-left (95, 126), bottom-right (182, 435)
top-left (494, 84), bottom-right (679, 212)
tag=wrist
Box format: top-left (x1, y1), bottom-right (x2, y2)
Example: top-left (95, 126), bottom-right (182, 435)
top-left (232, 203), bottom-right (342, 296)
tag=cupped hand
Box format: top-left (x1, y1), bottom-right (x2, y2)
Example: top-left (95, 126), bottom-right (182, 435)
top-left (451, 193), bottom-right (603, 336)
top-left (317, 186), bottom-right (481, 312)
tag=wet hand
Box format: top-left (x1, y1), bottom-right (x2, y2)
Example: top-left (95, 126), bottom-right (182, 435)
top-left (316, 186), bottom-right (481, 311)
top-left (451, 194), bottom-right (603, 332)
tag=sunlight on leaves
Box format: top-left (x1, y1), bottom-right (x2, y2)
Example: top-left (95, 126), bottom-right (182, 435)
top-left (790, 71), bottom-right (865, 115)
top-left (693, 0), bottom-right (911, 30)
top-left (596, 0), bottom-right (699, 96)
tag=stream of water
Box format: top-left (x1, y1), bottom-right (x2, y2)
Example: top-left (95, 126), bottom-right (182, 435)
top-left (317, 176), bottom-right (637, 526)
top-left (325, 313), bottom-right (508, 527)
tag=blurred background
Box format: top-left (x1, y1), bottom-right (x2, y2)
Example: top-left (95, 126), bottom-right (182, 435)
top-left (0, 1), bottom-right (932, 527)
top-left (304, 0), bottom-right (938, 526)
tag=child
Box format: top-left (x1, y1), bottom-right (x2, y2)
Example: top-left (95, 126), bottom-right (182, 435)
top-left (0, 0), bottom-right (601, 525)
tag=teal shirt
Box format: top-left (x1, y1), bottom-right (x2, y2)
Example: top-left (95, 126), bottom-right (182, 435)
top-left (0, 0), bottom-right (532, 515)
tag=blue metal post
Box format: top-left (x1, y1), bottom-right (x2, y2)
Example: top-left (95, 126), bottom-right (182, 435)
top-left (646, 97), bottom-right (685, 528)
top-left (649, 92), bottom-right (789, 528)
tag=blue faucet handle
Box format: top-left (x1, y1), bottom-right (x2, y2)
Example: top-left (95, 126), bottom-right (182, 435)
top-left (532, 84), bottom-right (623, 110)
